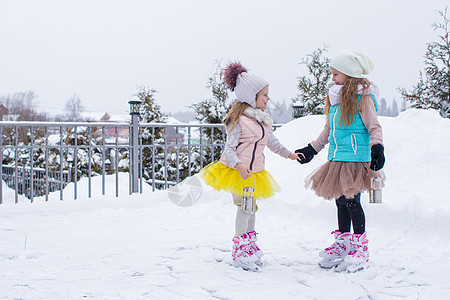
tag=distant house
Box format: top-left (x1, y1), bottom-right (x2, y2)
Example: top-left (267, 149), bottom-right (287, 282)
top-left (165, 117), bottom-right (185, 145)
top-left (80, 112), bottom-right (187, 144)
top-left (103, 113), bottom-right (129, 139)
top-left (99, 113), bottom-right (111, 122)
top-left (0, 105), bottom-right (8, 121)
top-left (81, 112), bottom-right (130, 139)
top-left (0, 105), bottom-right (19, 121)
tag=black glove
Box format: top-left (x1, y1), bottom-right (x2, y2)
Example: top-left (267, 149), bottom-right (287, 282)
top-left (295, 143), bottom-right (318, 164)
top-left (370, 144), bottom-right (385, 171)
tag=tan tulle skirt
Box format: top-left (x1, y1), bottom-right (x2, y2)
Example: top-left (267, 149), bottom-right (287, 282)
top-left (305, 160), bottom-right (385, 200)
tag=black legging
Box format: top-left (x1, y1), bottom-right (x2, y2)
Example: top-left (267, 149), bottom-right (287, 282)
top-left (335, 193), bottom-right (365, 234)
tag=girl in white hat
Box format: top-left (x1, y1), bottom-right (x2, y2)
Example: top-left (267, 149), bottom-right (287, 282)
top-left (295, 51), bottom-right (385, 272)
top-left (200, 62), bottom-right (299, 271)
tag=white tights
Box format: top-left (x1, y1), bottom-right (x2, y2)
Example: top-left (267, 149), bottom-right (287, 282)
top-left (233, 194), bottom-right (256, 236)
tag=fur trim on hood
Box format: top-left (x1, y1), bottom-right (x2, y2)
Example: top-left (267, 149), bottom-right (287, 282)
top-left (243, 107), bottom-right (273, 127)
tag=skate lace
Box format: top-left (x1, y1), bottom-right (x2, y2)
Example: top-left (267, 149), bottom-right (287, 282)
top-left (325, 241), bottom-right (345, 254)
top-left (249, 240), bottom-right (260, 251)
top-left (349, 239), bottom-right (368, 256)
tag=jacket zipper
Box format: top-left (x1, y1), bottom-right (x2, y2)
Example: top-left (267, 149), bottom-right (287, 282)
top-left (351, 133), bottom-right (357, 155)
top-left (249, 122), bottom-right (265, 171)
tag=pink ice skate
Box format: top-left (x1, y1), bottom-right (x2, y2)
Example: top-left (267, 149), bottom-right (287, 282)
top-left (318, 230), bottom-right (352, 269)
top-left (232, 233), bottom-right (259, 271)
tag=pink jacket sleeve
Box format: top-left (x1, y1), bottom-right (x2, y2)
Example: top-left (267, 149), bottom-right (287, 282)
top-left (359, 96), bottom-right (383, 146)
top-left (310, 118), bottom-right (330, 153)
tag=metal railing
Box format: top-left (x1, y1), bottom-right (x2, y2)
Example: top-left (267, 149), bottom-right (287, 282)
top-left (0, 121), bottom-right (130, 204)
top-left (137, 123), bottom-right (226, 193)
top-left (2, 165), bottom-right (70, 198)
top-left (0, 117), bottom-right (283, 204)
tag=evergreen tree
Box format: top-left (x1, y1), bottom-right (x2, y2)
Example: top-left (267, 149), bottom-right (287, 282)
top-left (401, 99), bottom-right (408, 112)
top-left (136, 87), bottom-right (167, 124)
top-left (379, 98), bottom-right (388, 116)
top-left (268, 99), bottom-right (293, 124)
top-left (62, 125), bottom-right (104, 178)
top-left (391, 98), bottom-right (399, 116)
top-left (131, 87), bottom-right (168, 182)
top-left (191, 60), bottom-right (231, 124)
top-left (398, 8), bottom-right (450, 118)
top-left (292, 46), bottom-right (332, 116)
top-left (190, 60), bottom-right (231, 165)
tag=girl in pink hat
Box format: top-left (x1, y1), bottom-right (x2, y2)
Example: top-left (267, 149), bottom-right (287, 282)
top-left (200, 62), bottom-right (299, 271)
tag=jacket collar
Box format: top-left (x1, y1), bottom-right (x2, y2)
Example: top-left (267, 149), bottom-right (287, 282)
top-left (243, 107), bottom-right (273, 127)
top-left (329, 83), bottom-right (379, 106)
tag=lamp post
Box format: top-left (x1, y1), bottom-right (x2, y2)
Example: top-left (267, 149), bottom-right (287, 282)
top-left (129, 98), bottom-right (141, 193)
top-left (67, 157), bottom-right (73, 183)
top-left (292, 102), bottom-right (305, 119)
top-left (105, 159), bottom-right (111, 173)
top-left (20, 155), bottom-right (27, 196)
top-left (128, 99), bottom-right (141, 115)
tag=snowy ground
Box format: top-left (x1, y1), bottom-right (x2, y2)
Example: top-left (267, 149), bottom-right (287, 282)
top-left (1, 109), bottom-right (450, 299)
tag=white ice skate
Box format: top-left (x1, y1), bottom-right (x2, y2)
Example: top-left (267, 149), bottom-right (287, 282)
top-left (342, 232), bottom-right (369, 273)
top-left (247, 230), bottom-right (264, 267)
top-left (319, 258), bottom-right (344, 269)
top-left (232, 234), bottom-right (259, 271)
top-left (318, 230), bottom-right (352, 269)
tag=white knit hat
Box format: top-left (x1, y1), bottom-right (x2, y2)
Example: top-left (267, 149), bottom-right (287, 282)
top-left (234, 73), bottom-right (269, 107)
top-left (223, 62), bottom-right (269, 108)
top-left (330, 51), bottom-right (374, 78)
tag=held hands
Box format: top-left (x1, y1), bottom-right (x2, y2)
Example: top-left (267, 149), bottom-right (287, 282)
top-left (288, 152), bottom-right (300, 160)
top-left (370, 144), bottom-right (385, 171)
top-left (295, 143), bottom-right (318, 164)
top-left (235, 163), bottom-right (251, 180)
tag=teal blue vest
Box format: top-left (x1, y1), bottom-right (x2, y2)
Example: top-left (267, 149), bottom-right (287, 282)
top-left (327, 95), bottom-right (378, 162)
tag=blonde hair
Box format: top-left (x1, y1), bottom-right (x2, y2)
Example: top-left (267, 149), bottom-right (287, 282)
top-left (324, 77), bottom-right (371, 127)
top-left (223, 100), bottom-right (251, 131)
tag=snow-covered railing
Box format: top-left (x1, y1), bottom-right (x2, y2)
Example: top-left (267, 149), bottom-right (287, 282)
top-left (137, 123), bottom-right (227, 193)
top-left (1, 165), bottom-right (70, 199)
top-left (0, 120), bottom-right (284, 204)
top-left (0, 121), bottom-right (130, 204)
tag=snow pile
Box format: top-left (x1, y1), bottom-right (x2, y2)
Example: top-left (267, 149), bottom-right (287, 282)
top-left (1, 109), bottom-right (449, 299)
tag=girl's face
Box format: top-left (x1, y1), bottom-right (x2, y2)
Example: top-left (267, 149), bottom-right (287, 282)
top-left (331, 67), bottom-right (350, 85)
top-left (255, 86), bottom-right (270, 111)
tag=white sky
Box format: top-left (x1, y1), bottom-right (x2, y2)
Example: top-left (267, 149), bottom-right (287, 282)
top-left (0, 0), bottom-right (448, 117)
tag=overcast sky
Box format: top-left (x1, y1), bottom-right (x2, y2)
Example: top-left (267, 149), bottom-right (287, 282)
top-left (1, 0), bottom-right (448, 118)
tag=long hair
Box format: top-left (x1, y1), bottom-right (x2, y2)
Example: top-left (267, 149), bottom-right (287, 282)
top-left (324, 77), bottom-right (371, 127)
top-left (223, 100), bottom-right (251, 131)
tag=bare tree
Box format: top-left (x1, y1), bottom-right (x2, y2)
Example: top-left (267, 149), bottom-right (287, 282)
top-left (0, 90), bottom-right (47, 121)
top-left (65, 94), bottom-right (85, 121)
top-left (0, 90), bottom-right (47, 144)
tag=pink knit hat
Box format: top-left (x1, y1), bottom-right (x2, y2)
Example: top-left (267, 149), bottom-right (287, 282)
top-left (223, 62), bottom-right (269, 108)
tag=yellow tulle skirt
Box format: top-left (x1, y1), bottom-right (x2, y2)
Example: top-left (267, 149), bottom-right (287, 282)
top-left (200, 161), bottom-right (280, 200)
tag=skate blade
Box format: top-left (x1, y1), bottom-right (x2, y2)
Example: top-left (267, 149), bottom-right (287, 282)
top-left (334, 262), bottom-right (350, 272)
top-left (233, 260), bottom-right (259, 272)
top-left (318, 258), bottom-right (343, 269)
top-left (346, 262), bottom-right (369, 273)
top-left (255, 258), bottom-right (264, 267)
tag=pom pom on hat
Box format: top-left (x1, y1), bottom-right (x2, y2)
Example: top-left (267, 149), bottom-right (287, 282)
top-left (223, 62), bottom-right (269, 108)
top-left (224, 62), bottom-right (247, 90)
top-left (330, 51), bottom-right (374, 78)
